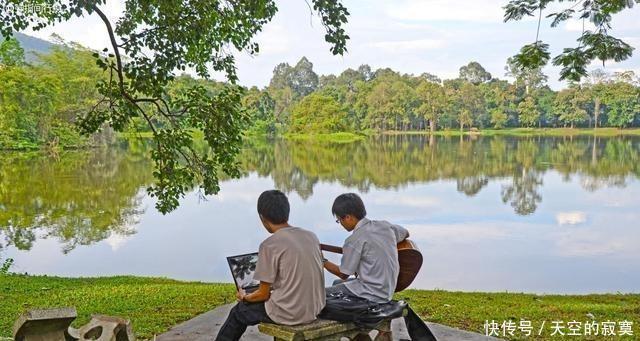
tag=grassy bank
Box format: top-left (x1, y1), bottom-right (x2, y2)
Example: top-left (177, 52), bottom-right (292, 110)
top-left (1, 275), bottom-right (638, 340)
top-left (283, 132), bottom-right (368, 143)
top-left (382, 127), bottom-right (640, 137)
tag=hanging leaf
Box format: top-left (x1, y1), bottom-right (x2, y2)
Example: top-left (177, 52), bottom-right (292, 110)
top-left (552, 47), bottom-right (590, 81)
top-left (512, 41), bottom-right (550, 70)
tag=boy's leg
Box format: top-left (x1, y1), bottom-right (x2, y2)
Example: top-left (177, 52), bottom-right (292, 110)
top-left (215, 301), bottom-right (273, 341)
top-left (326, 277), bottom-right (356, 296)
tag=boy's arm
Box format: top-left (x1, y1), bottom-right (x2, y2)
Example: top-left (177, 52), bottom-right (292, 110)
top-left (238, 281), bottom-right (271, 302)
top-left (325, 243), bottom-right (361, 280)
top-left (323, 260), bottom-right (349, 280)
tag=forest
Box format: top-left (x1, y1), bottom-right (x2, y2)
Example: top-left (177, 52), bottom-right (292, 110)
top-left (1, 37), bottom-right (640, 150)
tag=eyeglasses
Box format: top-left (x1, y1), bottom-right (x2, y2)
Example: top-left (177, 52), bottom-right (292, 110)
top-left (335, 216), bottom-right (342, 224)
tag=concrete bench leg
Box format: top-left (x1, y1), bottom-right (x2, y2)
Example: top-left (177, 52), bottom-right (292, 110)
top-left (12, 307), bottom-right (77, 341)
top-left (373, 320), bottom-right (392, 341)
top-left (67, 314), bottom-right (134, 341)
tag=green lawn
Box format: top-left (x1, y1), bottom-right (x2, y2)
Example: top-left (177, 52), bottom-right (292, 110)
top-left (0, 275), bottom-right (235, 340)
top-left (2, 274), bottom-right (638, 340)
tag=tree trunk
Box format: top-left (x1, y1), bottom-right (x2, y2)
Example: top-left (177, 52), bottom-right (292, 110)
top-left (429, 119), bottom-right (436, 134)
top-left (594, 98), bottom-right (600, 130)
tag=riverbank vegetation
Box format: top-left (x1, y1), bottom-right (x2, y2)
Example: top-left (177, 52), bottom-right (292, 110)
top-left (246, 58), bottom-right (640, 135)
top-left (2, 37), bottom-right (639, 151)
top-left (0, 274), bottom-right (637, 340)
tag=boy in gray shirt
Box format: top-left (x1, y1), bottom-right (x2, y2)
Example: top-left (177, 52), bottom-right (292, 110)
top-left (216, 190), bottom-right (325, 341)
top-left (323, 193), bottom-right (410, 303)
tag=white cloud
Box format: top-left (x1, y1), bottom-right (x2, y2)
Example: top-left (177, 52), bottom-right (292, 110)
top-left (404, 222), bottom-right (514, 244)
top-left (371, 194), bottom-right (440, 208)
top-left (368, 39), bottom-right (445, 52)
top-left (386, 0), bottom-right (505, 22)
top-left (556, 211), bottom-right (587, 226)
top-left (553, 230), bottom-right (630, 257)
top-left (105, 233), bottom-right (129, 251)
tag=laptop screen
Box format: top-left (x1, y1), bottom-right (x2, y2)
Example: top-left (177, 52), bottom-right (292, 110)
top-left (226, 252), bottom-right (260, 291)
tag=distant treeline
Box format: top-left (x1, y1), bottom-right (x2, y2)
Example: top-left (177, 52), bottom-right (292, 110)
top-left (249, 57), bottom-right (640, 135)
top-left (2, 37), bottom-right (640, 149)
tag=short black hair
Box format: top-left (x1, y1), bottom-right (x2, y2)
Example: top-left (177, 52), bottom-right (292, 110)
top-left (332, 193), bottom-right (367, 220)
top-left (257, 190), bottom-right (290, 224)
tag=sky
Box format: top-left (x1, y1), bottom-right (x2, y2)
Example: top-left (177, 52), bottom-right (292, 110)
top-left (23, 0), bottom-right (640, 90)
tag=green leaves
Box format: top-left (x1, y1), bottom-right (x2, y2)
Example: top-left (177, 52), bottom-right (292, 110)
top-left (511, 41), bottom-right (550, 72)
top-left (503, 0), bottom-right (538, 22)
top-left (311, 0), bottom-right (350, 55)
top-left (579, 31), bottom-right (634, 64)
top-left (505, 0), bottom-right (637, 82)
top-left (546, 9), bottom-right (574, 27)
top-left (1, 0), bottom-right (351, 213)
top-left (553, 47), bottom-right (589, 81)
top-left (0, 37), bottom-right (24, 66)
top-left (552, 32), bottom-right (635, 81)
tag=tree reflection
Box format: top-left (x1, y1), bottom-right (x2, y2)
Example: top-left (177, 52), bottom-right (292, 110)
top-left (239, 135), bottom-right (640, 216)
top-left (2, 135), bottom-right (638, 254)
top-left (0, 142), bottom-right (153, 253)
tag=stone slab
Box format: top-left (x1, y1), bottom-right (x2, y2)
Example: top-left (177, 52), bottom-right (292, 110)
top-left (157, 304), bottom-right (502, 341)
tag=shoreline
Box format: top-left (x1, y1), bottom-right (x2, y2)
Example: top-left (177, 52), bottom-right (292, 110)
top-left (3, 128), bottom-right (640, 151)
top-left (2, 274), bottom-right (638, 339)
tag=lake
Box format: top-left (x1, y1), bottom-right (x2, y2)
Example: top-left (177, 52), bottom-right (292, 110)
top-left (1, 135), bottom-right (639, 294)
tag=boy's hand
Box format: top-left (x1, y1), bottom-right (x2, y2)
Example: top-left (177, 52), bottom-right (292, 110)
top-left (236, 288), bottom-right (246, 302)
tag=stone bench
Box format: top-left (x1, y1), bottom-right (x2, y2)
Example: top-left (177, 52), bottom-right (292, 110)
top-left (12, 308), bottom-right (135, 341)
top-left (258, 313), bottom-right (406, 341)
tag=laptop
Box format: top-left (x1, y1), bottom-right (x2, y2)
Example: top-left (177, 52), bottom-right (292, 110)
top-left (226, 252), bottom-right (260, 293)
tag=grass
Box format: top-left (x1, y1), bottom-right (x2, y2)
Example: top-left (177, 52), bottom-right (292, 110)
top-left (283, 132), bottom-right (367, 143)
top-left (1, 274), bottom-right (638, 340)
top-left (383, 127), bottom-right (640, 137)
top-left (396, 290), bottom-right (640, 340)
top-left (0, 275), bottom-right (235, 340)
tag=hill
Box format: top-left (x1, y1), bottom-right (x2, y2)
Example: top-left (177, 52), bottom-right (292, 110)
top-left (11, 32), bottom-right (57, 62)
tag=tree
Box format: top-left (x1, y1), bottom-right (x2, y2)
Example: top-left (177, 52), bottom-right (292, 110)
top-left (553, 88), bottom-right (588, 128)
top-left (415, 80), bottom-right (446, 133)
top-left (504, 56), bottom-right (547, 95)
top-left (0, 37), bottom-right (24, 66)
top-left (582, 69), bottom-right (611, 129)
top-left (357, 64), bottom-right (373, 81)
top-left (459, 62), bottom-right (492, 85)
top-left (367, 79), bottom-right (416, 131)
top-left (290, 93), bottom-right (347, 133)
top-left (504, 0), bottom-right (637, 81)
top-left (1, 1), bottom-right (350, 213)
top-left (517, 96), bottom-right (540, 127)
top-left (613, 70), bottom-right (639, 86)
top-left (454, 82), bottom-right (486, 130)
top-left (603, 82), bottom-right (640, 128)
top-left (290, 57), bottom-right (319, 98)
top-left (419, 72), bottom-right (442, 84)
top-left (242, 87), bottom-right (276, 135)
top-left (490, 109), bottom-right (508, 129)
top-left (269, 62), bottom-right (293, 89)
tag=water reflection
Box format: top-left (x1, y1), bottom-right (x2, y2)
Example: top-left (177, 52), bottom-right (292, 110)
top-left (0, 139), bottom-right (153, 253)
top-left (1, 135), bottom-right (639, 292)
top-left (241, 135), bottom-right (639, 214)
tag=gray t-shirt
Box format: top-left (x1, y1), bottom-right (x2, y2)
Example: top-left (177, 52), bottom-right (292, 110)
top-left (339, 218), bottom-right (409, 303)
top-left (253, 226), bottom-right (326, 325)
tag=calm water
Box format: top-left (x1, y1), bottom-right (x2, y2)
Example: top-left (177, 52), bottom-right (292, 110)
top-left (1, 135), bottom-right (639, 294)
